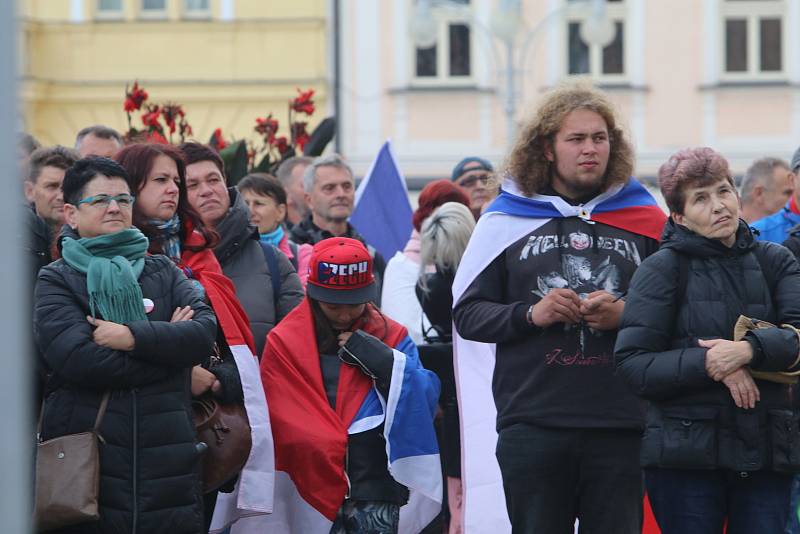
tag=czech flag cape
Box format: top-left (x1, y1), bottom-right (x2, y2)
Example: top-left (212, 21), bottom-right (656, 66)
top-left (246, 298), bottom-right (442, 533)
top-left (176, 231), bottom-right (276, 532)
top-left (452, 178), bottom-right (666, 533)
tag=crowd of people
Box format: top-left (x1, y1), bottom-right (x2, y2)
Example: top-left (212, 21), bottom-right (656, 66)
top-left (22, 80), bottom-right (800, 534)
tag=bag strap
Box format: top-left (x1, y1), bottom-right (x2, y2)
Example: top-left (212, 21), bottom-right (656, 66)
top-left (93, 392), bottom-right (111, 432)
top-left (260, 242), bottom-right (282, 310)
top-left (37, 391), bottom-right (110, 441)
top-left (288, 241), bottom-right (299, 271)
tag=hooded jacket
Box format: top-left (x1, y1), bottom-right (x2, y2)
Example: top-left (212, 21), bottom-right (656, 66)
top-left (213, 188), bottom-right (304, 357)
top-left (35, 234), bottom-right (217, 533)
top-left (615, 219), bottom-right (800, 472)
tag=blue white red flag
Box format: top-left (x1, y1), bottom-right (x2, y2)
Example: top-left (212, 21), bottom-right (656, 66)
top-left (452, 178), bottom-right (666, 533)
top-left (230, 299), bottom-right (441, 533)
top-left (350, 141), bottom-right (414, 261)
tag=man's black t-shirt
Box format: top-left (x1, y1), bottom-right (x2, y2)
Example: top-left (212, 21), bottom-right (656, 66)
top-left (454, 215), bottom-right (660, 431)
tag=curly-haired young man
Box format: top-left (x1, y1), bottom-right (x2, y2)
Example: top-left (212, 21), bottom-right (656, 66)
top-left (453, 82), bottom-right (667, 533)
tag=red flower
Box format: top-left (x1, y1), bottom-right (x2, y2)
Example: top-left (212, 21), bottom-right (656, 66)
top-left (146, 131), bottom-right (168, 145)
top-left (161, 103), bottom-right (185, 135)
top-left (179, 118), bottom-right (193, 139)
top-left (291, 88), bottom-right (315, 115)
top-left (291, 122), bottom-right (310, 151)
top-left (212, 128), bottom-right (227, 150)
top-left (254, 115), bottom-right (279, 145)
top-left (141, 104), bottom-right (163, 132)
top-left (124, 81), bottom-right (148, 113)
top-left (275, 136), bottom-right (289, 155)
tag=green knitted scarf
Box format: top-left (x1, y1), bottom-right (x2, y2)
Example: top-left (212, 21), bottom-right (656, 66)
top-left (61, 228), bottom-right (150, 324)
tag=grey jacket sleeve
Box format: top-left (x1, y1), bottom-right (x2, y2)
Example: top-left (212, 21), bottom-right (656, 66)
top-left (274, 248), bottom-right (304, 323)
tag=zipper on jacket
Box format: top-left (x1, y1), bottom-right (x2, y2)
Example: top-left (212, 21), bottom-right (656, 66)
top-left (132, 389), bottom-right (138, 534)
top-left (344, 444), bottom-right (351, 500)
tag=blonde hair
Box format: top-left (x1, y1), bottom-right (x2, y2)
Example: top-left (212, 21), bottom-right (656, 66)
top-left (418, 202), bottom-right (476, 290)
top-left (505, 80), bottom-right (634, 197)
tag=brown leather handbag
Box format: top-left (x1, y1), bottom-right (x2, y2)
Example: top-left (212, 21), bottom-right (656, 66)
top-left (193, 394), bottom-right (252, 493)
top-left (34, 392), bottom-right (110, 531)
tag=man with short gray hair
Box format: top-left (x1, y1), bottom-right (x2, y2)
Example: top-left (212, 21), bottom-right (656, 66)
top-left (276, 156), bottom-right (313, 228)
top-left (739, 157), bottom-right (793, 223)
top-left (752, 149), bottom-right (800, 243)
top-left (290, 154), bottom-right (387, 296)
top-left (74, 124), bottom-right (123, 158)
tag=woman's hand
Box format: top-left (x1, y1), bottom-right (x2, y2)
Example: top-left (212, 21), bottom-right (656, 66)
top-left (191, 365), bottom-right (222, 397)
top-left (87, 316), bottom-right (135, 351)
top-left (170, 306), bottom-right (194, 322)
top-left (700, 339), bottom-right (753, 381)
top-left (721, 368), bottom-right (760, 409)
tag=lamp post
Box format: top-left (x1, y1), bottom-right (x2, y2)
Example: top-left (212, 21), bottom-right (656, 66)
top-left (410, 0), bottom-right (616, 144)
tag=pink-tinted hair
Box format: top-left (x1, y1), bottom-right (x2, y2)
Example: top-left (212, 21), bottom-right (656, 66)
top-left (658, 147), bottom-right (735, 214)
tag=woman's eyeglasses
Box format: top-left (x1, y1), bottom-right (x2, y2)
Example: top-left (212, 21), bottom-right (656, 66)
top-left (76, 194), bottom-right (136, 209)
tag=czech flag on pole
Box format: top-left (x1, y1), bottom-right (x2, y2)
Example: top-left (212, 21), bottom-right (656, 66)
top-left (350, 140), bottom-right (414, 261)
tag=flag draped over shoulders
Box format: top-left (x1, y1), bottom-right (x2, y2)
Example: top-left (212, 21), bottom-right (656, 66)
top-left (452, 178), bottom-right (666, 533)
top-left (251, 298), bottom-right (442, 533)
top-left (176, 230), bottom-right (275, 532)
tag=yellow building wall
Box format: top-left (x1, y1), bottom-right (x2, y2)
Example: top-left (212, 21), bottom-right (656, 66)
top-left (20, 0), bottom-right (329, 148)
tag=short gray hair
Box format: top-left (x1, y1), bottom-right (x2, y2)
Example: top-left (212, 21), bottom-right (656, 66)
top-left (276, 156), bottom-right (313, 187)
top-left (303, 153), bottom-right (354, 193)
top-left (74, 124), bottom-right (123, 150)
top-left (740, 157), bottom-right (789, 204)
top-left (418, 202), bottom-right (475, 290)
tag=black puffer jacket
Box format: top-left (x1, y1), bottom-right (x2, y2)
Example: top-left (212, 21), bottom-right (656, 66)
top-left (615, 219), bottom-right (800, 472)
top-left (35, 253), bottom-right (217, 533)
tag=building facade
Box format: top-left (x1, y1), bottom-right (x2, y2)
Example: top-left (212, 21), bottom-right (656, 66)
top-left (338, 0), bottom-right (800, 181)
top-left (19, 0), bottom-right (330, 147)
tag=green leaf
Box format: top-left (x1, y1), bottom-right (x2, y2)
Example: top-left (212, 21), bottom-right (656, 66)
top-left (219, 140), bottom-right (249, 186)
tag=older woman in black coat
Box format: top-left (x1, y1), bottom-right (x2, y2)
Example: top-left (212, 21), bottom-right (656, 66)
top-left (615, 147), bottom-right (800, 534)
top-left (35, 157), bottom-right (216, 533)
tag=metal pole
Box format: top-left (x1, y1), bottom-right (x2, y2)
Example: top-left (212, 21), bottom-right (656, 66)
top-left (0, 2), bottom-right (30, 533)
top-left (332, 0), bottom-right (342, 154)
top-left (504, 39), bottom-right (516, 145)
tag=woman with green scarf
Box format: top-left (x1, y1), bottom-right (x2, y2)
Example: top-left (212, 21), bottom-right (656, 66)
top-left (34, 157), bottom-right (217, 534)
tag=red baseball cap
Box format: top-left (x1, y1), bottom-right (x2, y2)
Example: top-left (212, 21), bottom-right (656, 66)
top-left (306, 237), bottom-right (376, 304)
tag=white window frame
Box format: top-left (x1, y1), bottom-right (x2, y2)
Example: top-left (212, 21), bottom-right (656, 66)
top-left (139, 0), bottom-right (168, 20)
top-left (563, 0), bottom-right (630, 83)
top-left (409, 2), bottom-right (477, 87)
top-left (182, 0), bottom-right (211, 19)
top-left (95, 0), bottom-right (125, 20)
top-left (719, 0), bottom-right (786, 82)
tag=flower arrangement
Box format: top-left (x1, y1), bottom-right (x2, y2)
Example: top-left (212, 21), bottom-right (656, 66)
top-left (123, 81), bottom-right (192, 144)
top-left (122, 82), bottom-right (335, 184)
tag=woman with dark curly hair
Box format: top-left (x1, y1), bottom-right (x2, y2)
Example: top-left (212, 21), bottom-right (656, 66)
top-left (616, 147), bottom-right (800, 533)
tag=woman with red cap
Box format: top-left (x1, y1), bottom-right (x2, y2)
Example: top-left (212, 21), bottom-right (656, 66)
top-left (380, 180), bottom-right (470, 344)
top-left (260, 237), bottom-right (442, 534)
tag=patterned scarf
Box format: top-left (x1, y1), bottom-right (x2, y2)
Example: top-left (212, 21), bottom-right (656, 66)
top-left (150, 214), bottom-right (182, 261)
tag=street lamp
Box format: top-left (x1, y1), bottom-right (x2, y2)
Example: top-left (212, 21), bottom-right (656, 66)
top-left (409, 0), bottom-right (616, 143)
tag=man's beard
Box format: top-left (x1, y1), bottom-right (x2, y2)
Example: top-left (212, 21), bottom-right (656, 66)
top-left (550, 156), bottom-right (608, 200)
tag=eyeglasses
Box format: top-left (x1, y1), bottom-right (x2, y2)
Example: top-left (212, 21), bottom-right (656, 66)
top-left (76, 193), bottom-right (135, 209)
top-left (457, 174), bottom-right (491, 188)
